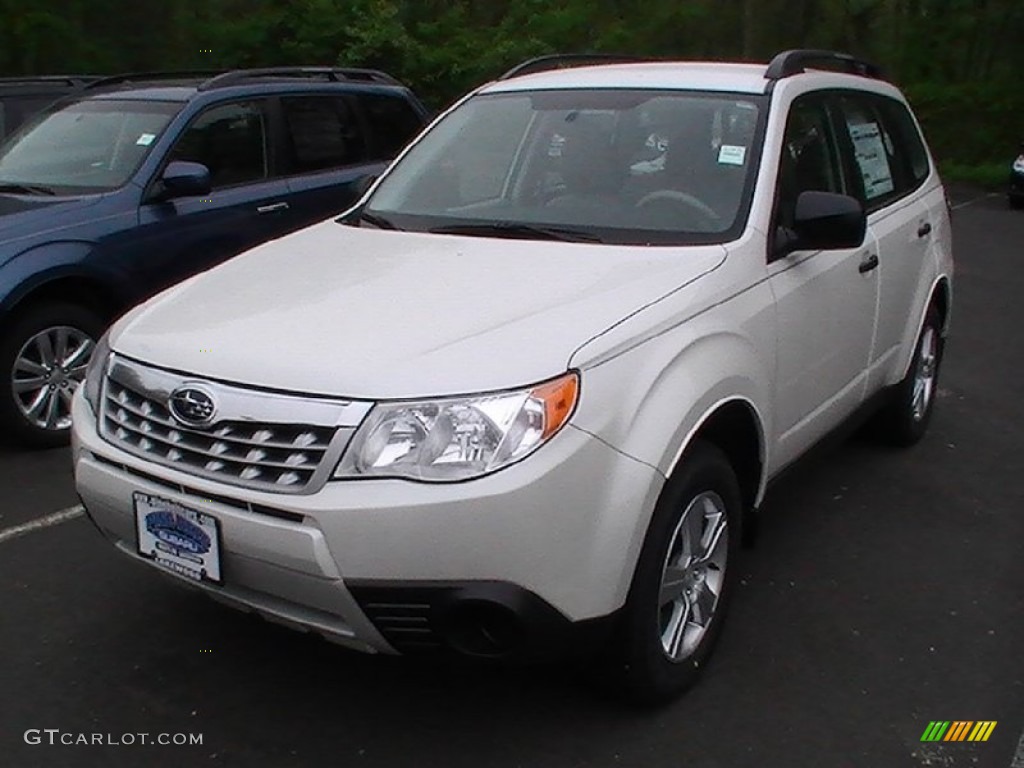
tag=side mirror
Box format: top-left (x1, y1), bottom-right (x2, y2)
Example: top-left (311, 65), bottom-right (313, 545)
top-left (160, 161), bottom-right (211, 199)
top-left (779, 190), bottom-right (866, 255)
top-left (352, 173), bottom-right (378, 199)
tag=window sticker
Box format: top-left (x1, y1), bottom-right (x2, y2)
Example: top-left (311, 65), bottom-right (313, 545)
top-left (718, 144), bottom-right (746, 165)
top-left (847, 121), bottom-right (894, 199)
top-left (136, 133), bottom-right (156, 146)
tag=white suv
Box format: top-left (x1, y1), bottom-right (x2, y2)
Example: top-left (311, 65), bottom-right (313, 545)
top-left (71, 50), bottom-right (953, 702)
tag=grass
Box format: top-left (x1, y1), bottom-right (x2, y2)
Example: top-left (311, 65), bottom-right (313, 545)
top-left (938, 161), bottom-right (1010, 190)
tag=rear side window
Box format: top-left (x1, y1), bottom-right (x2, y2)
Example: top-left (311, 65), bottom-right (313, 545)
top-left (282, 96), bottom-right (367, 173)
top-left (872, 96), bottom-right (931, 185)
top-left (358, 93), bottom-right (423, 159)
top-left (167, 101), bottom-right (268, 189)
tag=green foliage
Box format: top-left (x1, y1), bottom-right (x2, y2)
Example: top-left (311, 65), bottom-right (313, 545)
top-left (1, 0), bottom-right (1020, 172)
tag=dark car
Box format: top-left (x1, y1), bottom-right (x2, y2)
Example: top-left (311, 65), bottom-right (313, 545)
top-left (0, 75), bottom-right (99, 140)
top-left (1010, 142), bottom-right (1024, 209)
top-left (0, 67), bottom-right (429, 447)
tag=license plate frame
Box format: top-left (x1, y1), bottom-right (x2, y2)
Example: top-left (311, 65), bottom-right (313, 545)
top-left (133, 492), bottom-right (223, 585)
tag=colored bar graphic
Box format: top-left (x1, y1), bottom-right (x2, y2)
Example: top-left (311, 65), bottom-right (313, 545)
top-left (921, 721), bottom-right (951, 742)
top-left (921, 720), bottom-right (996, 742)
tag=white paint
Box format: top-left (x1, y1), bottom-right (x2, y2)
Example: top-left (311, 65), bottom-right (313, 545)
top-left (0, 505), bottom-right (84, 545)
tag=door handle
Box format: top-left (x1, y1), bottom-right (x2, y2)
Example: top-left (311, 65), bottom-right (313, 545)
top-left (256, 202), bottom-right (290, 214)
top-left (858, 253), bottom-right (879, 274)
top-left (917, 221), bottom-right (932, 238)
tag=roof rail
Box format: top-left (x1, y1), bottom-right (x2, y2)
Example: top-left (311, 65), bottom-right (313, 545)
top-left (764, 49), bottom-right (884, 80)
top-left (84, 71), bottom-right (224, 90)
top-left (0, 75), bottom-right (99, 87)
top-left (499, 53), bottom-right (651, 81)
top-left (197, 66), bottom-right (403, 91)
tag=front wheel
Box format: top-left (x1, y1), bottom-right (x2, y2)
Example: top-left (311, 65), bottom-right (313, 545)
top-left (605, 441), bottom-right (741, 704)
top-left (0, 302), bottom-right (104, 449)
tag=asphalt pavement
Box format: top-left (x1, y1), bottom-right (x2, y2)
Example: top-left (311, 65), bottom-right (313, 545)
top-left (0, 188), bottom-right (1021, 768)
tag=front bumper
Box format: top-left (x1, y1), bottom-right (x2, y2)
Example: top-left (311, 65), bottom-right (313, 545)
top-left (72, 387), bottom-right (661, 658)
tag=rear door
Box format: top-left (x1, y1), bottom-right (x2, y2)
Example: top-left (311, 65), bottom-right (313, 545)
top-left (131, 98), bottom-right (291, 296)
top-left (277, 93), bottom-right (385, 228)
top-left (830, 91), bottom-right (934, 391)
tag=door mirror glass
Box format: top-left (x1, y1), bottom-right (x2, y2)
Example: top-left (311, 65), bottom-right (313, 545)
top-left (160, 160), bottom-right (211, 198)
top-left (782, 190), bottom-right (866, 254)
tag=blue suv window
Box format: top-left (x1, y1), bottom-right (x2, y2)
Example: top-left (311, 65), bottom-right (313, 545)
top-left (281, 96), bottom-right (366, 173)
top-left (359, 92), bottom-right (424, 159)
top-left (167, 101), bottom-right (268, 189)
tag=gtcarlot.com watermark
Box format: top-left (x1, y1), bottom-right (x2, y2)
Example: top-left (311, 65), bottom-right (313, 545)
top-left (25, 729), bottom-right (203, 747)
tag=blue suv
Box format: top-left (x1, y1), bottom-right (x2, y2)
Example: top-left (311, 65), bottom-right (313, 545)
top-left (0, 67), bottom-right (429, 447)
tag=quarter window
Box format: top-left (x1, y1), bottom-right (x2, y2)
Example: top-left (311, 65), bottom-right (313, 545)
top-left (281, 96), bottom-right (366, 173)
top-left (167, 101), bottom-right (268, 189)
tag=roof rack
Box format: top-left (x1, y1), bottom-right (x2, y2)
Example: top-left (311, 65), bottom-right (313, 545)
top-left (765, 49), bottom-right (884, 80)
top-left (84, 71), bottom-right (224, 90)
top-left (499, 53), bottom-right (651, 81)
top-left (197, 66), bottom-right (403, 91)
top-left (0, 75), bottom-right (99, 87)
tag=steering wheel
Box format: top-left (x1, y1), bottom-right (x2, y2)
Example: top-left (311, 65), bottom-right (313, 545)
top-left (634, 190), bottom-right (721, 229)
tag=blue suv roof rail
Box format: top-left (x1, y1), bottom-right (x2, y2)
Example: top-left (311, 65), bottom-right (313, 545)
top-left (84, 71), bottom-right (224, 90)
top-left (498, 54), bottom-right (652, 81)
top-left (764, 49), bottom-right (884, 80)
top-left (196, 66), bottom-right (404, 91)
top-left (0, 75), bottom-right (99, 87)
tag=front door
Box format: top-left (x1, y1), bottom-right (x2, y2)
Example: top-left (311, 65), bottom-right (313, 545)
top-left (767, 92), bottom-right (880, 469)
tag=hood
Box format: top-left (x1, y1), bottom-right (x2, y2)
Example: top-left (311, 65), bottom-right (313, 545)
top-left (111, 221), bottom-right (725, 399)
top-left (0, 193), bottom-right (105, 247)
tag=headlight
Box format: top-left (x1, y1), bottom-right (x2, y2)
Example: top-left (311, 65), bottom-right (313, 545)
top-left (1013, 155), bottom-right (1024, 174)
top-left (334, 371), bottom-right (579, 482)
top-left (82, 330), bottom-right (112, 413)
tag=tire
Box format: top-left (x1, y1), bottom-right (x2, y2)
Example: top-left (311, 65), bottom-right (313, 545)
top-left (871, 305), bottom-right (944, 447)
top-left (0, 302), bottom-right (105, 449)
top-left (604, 440), bottom-right (742, 705)
top-left (1009, 194), bottom-right (1024, 210)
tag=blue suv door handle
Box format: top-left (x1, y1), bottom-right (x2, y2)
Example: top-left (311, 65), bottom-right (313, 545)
top-left (256, 202), bottom-right (290, 215)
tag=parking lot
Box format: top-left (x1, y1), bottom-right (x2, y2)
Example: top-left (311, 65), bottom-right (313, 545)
top-left (0, 188), bottom-right (1021, 768)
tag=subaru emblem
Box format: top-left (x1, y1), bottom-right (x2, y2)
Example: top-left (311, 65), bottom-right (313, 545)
top-left (168, 386), bottom-right (217, 428)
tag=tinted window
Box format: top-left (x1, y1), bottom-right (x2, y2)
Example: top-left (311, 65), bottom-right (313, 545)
top-left (873, 95), bottom-right (930, 185)
top-left (167, 101), bottom-right (268, 189)
top-left (282, 96), bottom-right (366, 173)
top-left (359, 93), bottom-right (423, 158)
top-left (775, 96), bottom-right (845, 229)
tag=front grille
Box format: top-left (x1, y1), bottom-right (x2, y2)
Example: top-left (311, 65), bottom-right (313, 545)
top-left (99, 356), bottom-right (373, 494)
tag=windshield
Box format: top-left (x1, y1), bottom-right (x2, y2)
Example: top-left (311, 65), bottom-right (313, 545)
top-left (0, 99), bottom-right (181, 194)
top-left (359, 88), bottom-right (764, 245)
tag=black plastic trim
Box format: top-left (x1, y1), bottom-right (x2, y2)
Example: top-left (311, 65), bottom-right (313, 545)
top-left (348, 580), bottom-right (620, 662)
top-left (765, 49), bottom-right (884, 81)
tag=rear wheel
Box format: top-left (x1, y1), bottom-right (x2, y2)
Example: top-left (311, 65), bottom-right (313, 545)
top-left (0, 302), bottom-right (104, 449)
top-left (1009, 194), bottom-right (1024, 210)
top-left (605, 441), bottom-right (741, 705)
top-left (870, 305), bottom-right (943, 447)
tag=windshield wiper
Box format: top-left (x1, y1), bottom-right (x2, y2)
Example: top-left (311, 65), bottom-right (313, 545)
top-left (0, 182), bottom-right (56, 196)
top-left (343, 209), bottom-right (397, 230)
top-left (429, 222), bottom-right (603, 243)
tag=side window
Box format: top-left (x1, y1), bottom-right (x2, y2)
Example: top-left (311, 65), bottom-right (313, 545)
top-left (834, 94), bottom-right (905, 208)
top-left (358, 93), bottom-right (424, 159)
top-left (776, 96), bottom-right (845, 229)
top-left (167, 101), bottom-right (268, 189)
top-left (873, 95), bottom-right (931, 186)
top-left (281, 96), bottom-right (366, 173)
